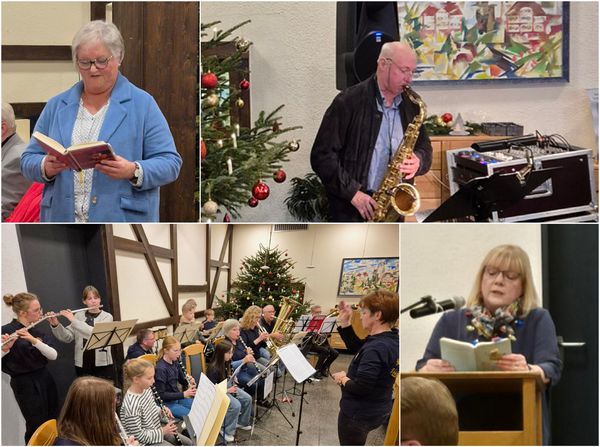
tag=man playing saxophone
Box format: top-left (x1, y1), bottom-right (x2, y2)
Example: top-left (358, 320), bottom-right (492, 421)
top-left (311, 41), bottom-right (432, 222)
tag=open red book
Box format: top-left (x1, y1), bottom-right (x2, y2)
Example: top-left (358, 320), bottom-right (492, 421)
top-left (33, 131), bottom-right (116, 172)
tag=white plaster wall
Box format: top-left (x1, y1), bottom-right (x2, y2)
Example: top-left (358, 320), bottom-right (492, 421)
top-left (178, 224), bottom-right (207, 286)
top-left (230, 223), bottom-right (399, 311)
top-left (1, 2), bottom-right (91, 103)
top-left (1, 225), bottom-right (27, 446)
top-left (400, 223), bottom-right (542, 372)
top-left (202, 1), bottom-right (599, 222)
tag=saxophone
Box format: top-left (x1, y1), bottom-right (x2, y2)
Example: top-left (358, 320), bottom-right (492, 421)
top-left (372, 85), bottom-right (426, 222)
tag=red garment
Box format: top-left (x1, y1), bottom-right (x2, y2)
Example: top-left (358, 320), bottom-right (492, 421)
top-left (6, 183), bottom-right (43, 222)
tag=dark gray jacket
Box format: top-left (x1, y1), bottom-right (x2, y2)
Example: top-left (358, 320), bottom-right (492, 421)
top-left (310, 76), bottom-right (432, 221)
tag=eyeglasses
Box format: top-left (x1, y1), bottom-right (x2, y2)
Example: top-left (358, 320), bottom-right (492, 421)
top-left (484, 266), bottom-right (521, 281)
top-left (385, 58), bottom-right (420, 78)
top-left (77, 55), bottom-right (114, 70)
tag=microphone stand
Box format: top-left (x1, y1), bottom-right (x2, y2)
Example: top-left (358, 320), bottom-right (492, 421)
top-left (400, 295), bottom-right (435, 314)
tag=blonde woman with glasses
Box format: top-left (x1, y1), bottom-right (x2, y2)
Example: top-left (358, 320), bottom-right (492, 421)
top-left (416, 244), bottom-right (561, 444)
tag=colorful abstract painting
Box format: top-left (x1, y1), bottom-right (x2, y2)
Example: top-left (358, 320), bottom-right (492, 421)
top-left (398, 1), bottom-right (569, 82)
top-left (338, 258), bottom-right (399, 297)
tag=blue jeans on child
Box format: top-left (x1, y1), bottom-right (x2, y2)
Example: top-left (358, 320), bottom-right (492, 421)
top-left (223, 388), bottom-right (252, 436)
top-left (164, 398), bottom-right (193, 420)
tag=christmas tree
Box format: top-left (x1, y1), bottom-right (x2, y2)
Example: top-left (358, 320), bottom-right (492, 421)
top-left (214, 244), bottom-right (310, 320)
top-left (200, 21), bottom-right (301, 221)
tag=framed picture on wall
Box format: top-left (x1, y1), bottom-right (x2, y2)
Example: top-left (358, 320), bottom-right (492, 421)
top-left (398, 1), bottom-right (569, 83)
top-left (337, 257), bottom-right (399, 297)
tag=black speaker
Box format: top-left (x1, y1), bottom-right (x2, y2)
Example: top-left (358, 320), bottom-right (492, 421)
top-left (336, 2), bottom-right (400, 90)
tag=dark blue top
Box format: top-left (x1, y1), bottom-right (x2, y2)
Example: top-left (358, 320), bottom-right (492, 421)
top-left (1, 319), bottom-right (56, 377)
top-left (338, 326), bottom-right (399, 419)
top-left (416, 307), bottom-right (562, 444)
top-left (154, 358), bottom-right (187, 402)
top-left (203, 320), bottom-right (217, 331)
top-left (125, 342), bottom-right (153, 360)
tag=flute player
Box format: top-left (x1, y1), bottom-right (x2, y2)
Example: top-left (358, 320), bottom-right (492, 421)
top-left (47, 285), bottom-right (114, 381)
top-left (2, 292), bottom-right (59, 444)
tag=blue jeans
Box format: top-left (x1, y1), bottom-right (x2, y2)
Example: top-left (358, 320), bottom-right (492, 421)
top-left (222, 389), bottom-right (252, 436)
top-left (164, 398), bottom-right (193, 419)
top-left (259, 347), bottom-right (285, 375)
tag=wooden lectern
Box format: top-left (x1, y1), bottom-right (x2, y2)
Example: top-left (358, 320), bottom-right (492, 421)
top-left (401, 372), bottom-right (544, 445)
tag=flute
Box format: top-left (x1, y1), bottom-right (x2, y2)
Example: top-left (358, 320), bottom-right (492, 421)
top-left (115, 412), bottom-right (131, 446)
top-left (2, 305), bottom-right (104, 347)
top-left (150, 385), bottom-right (182, 445)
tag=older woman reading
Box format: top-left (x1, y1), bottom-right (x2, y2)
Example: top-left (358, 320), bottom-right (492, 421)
top-left (21, 21), bottom-right (182, 222)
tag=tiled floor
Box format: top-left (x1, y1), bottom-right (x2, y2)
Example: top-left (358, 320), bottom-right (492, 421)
top-left (228, 353), bottom-right (387, 446)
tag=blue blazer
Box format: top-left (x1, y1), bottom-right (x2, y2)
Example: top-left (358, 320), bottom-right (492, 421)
top-left (21, 74), bottom-right (182, 222)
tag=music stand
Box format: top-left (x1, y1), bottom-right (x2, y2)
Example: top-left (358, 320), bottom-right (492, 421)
top-left (173, 322), bottom-right (202, 344)
top-left (83, 319), bottom-right (137, 387)
top-left (424, 168), bottom-right (559, 222)
top-left (274, 343), bottom-right (317, 446)
top-left (246, 357), bottom-right (283, 439)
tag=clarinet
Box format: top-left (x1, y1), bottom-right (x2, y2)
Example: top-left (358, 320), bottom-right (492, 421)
top-left (177, 356), bottom-right (192, 389)
top-left (150, 385), bottom-right (182, 446)
top-left (238, 336), bottom-right (258, 366)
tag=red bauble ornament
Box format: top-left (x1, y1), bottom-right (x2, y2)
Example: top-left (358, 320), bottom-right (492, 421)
top-left (441, 112), bottom-right (453, 123)
top-left (201, 72), bottom-right (218, 89)
top-left (248, 197), bottom-right (259, 208)
top-left (273, 169), bottom-right (286, 183)
top-left (239, 79), bottom-right (250, 90)
top-left (223, 213), bottom-right (230, 222)
top-left (252, 181), bottom-right (270, 200)
top-left (200, 139), bottom-right (206, 160)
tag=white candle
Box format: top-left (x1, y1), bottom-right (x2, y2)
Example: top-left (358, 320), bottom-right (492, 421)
top-left (235, 124), bottom-right (240, 137)
top-left (217, 139), bottom-right (223, 148)
top-left (213, 27), bottom-right (218, 39)
top-left (231, 133), bottom-right (237, 149)
top-left (227, 158), bottom-right (233, 175)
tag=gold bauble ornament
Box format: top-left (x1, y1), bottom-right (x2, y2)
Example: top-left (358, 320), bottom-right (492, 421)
top-left (236, 98), bottom-right (245, 108)
top-left (202, 199), bottom-right (219, 216)
top-left (203, 94), bottom-right (219, 108)
top-left (288, 139), bottom-right (300, 152)
top-left (235, 37), bottom-right (251, 52)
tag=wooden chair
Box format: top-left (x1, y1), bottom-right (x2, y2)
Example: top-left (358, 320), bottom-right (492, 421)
top-left (384, 376), bottom-right (399, 446)
top-left (139, 353), bottom-right (158, 365)
top-left (183, 342), bottom-right (206, 384)
top-left (27, 419), bottom-right (57, 446)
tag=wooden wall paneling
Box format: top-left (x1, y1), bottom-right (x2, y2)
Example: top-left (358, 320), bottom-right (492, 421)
top-left (1, 45), bottom-right (71, 61)
top-left (113, 2), bottom-right (199, 222)
top-left (111, 2), bottom-right (145, 87)
top-left (209, 225), bottom-right (232, 302)
top-left (131, 224), bottom-right (176, 316)
top-left (102, 225), bottom-right (122, 321)
top-left (90, 2), bottom-right (109, 21)
top-left (170, 225), bottom-right (179, 327)
top-left (206, 225), bottom-right (212, 307)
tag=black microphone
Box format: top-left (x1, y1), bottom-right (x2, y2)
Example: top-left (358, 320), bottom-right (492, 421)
top-left (471, 134), bottom-right (546, 152)
top-left (409, 296), bottom-right (466, 319)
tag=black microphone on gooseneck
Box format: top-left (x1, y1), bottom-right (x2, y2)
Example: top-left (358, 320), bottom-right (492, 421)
top-left (409, 296), bottom-right (466, 319)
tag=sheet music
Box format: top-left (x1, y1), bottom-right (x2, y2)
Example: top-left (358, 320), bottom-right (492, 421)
top-left (263, 370), bottom-right (275, 399)
top-left (188, 373), bottom-right (215, 440)
top-left (319, 316), bottom-right (337, 333)
top-left (276, 343), bottom-right (316, 383)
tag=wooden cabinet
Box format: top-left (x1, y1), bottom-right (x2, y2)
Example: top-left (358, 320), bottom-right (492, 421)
top-left (406, 135), bottom-right (504, 221)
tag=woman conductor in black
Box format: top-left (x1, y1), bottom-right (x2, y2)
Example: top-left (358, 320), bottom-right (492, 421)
top-left (332, 290), bottom-right (399, 445)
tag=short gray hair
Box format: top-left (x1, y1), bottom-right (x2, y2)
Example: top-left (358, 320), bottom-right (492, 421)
top-left (222, 318), bottom-right (240, 336)
top-left (71, 20), bottom-right (125, 65)
top-left (2, 102), bottom-right (16, 130)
